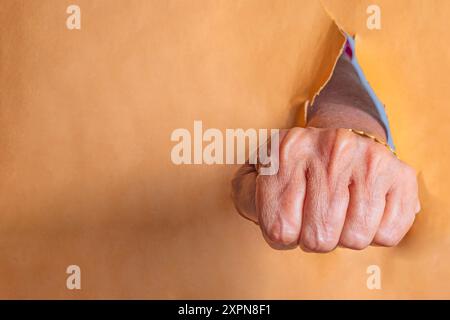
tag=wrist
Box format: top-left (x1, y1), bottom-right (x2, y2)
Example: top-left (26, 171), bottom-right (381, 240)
top-left (306, 102), bottom-right (388, 142)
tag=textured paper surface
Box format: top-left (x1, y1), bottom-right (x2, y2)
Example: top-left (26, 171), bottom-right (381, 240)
top-left (0, 0), bottom-right (449, 298)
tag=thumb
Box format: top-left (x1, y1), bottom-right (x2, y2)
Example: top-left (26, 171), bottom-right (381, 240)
top-left (231, 163), bottom-right (258, 223)
top-left (231, 128), bottom-right (289, 223)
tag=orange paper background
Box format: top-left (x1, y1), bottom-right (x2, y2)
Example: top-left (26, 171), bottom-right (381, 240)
top-left (0, 0), bottom-right (449, 298)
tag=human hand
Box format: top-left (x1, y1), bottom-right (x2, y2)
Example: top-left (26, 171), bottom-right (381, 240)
top-left (231, 127), bottom-right (420, 252)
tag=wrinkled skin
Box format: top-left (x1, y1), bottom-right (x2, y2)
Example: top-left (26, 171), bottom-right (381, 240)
top-left (231, 127), bottom-right (420, 252)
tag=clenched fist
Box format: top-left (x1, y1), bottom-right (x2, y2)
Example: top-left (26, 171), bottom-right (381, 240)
top-left (231, 127), bottom-right (420, 252)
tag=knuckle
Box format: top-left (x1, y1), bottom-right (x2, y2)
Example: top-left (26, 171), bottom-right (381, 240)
top-left (279, 127), bottom-right (310, 165)
top-left (394, 164), bottom-right (419, 193)
top-left (366, 144), bottom-right (396, 174)
top-left (335, 128), bottom-right (356, 147)
top-left (366, 146), bottom-right (392, 177)
top-left (340, 230), bottom-right (372, 250)
top-left (264, 221), bottom-right (283, 244)
top-left (368, 148), bottom-right (385, 168)
top-left (300, 227), bottom-right (337, 253)
top-left (264, 218), bottom-right (297, 246)
top-left (403, 164), bottom-right (418, 181)
top-left (374, 229), bottom-right (400, 247)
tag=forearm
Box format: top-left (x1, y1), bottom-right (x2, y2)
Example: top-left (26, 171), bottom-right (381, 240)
top-left (306, 55), bottom-right (388, 142)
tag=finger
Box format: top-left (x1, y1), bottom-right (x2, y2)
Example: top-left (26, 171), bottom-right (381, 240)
top-left (339, 175), bottom-right (386, 250)
top-left (373, 164), bottom-right (418, 246)
top-left (298, 129), bottom-right (355, 253)
top-left (231, 163), bottom-right (258, 222)
top-left (231, 130), bottom-right (290, 224)
top-left (373, 185), bottom-right (416, 247)
top-left (298, 162), bottom-right (348, 253)
top-left (256, 166), bottom-right (306, 250)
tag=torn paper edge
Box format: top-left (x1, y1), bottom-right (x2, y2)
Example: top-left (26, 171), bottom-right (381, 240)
top-left (305, 2), bottom-right (395, 149)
